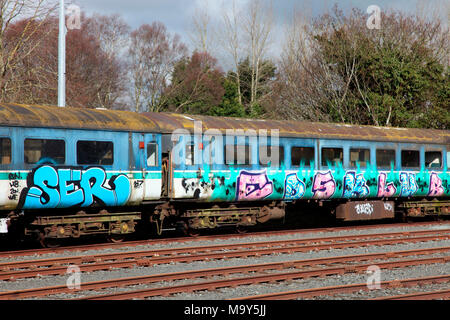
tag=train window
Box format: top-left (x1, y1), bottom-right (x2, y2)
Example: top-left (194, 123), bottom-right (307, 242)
top-left (147, 143), bottom-right (158, 167)
top-left (225, 144), bottom-right (251, 165)
top-left (401, 150), bottom-right (420, 168)
top-left (259, 146), bottom-right (284, 166)
top-left (77, 141), bottom-right (113, 165)
top-left (321, 148), bottom-right (343, 167)
top-left (0, 138), bottom-right (11, 165)
top-left (24, 139), bottom-right (65, 165)
top-left (425, 151), bottom-right (442, 168)
top-left (376, 149), bottom-right (395, 168)
top-left (448, 151), bottom-right (450, 168)
top-left (291, 147), bottom-right (314, 167)
top-left (186, 144), bottom-right (195, 166)
top-left (350, 148), bottom-right (370, 168)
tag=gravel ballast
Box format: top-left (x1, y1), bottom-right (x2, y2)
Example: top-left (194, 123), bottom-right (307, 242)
top-left (0, 222), bottom-right (448, 300)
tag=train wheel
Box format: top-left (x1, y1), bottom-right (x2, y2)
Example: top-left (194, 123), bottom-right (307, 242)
top-left (107, 234), bottom-right (126, 243)
top-left (236, 225), bottom-right (248, 234)
top-left (38, 232), bottom-right (61, 248)
top-left (187, 228), bottom-right (200, 237)
top-left (181, 221), bottom-right (200, 237)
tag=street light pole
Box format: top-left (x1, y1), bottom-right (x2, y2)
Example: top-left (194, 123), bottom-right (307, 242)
top-left (58, 0), bottom-right (66, 107)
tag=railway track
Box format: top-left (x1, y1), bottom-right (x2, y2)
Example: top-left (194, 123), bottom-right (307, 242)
top-left (1, 221), bottom-right (446, 259)
top-left (0, 246), bottom-right (448, 300)
top-left (0, 229), bottom-right (449, 281)
top-left (232, 275), bottom-right (450, 300)
top-left (1, 222), bottom-right (449, 300)
top-left (371, 289), bottom-right (450, 300)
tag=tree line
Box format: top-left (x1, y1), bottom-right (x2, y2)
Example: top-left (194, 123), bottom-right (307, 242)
top-left (0, 0), bottom-right (448, 129)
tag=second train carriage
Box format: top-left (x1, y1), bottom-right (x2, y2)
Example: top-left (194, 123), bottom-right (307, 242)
top-left (0, 103), bottom-right (449, 243)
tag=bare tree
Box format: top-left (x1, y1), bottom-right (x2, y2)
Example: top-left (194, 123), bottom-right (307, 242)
top-left (220, 0), bottom-right (243, 106)
top-left (85, 13), bottom-right (130, 108)
top-left (189, 0), bottom-right (212, 54)
top-left (129, 22), bottom-right (187, 112)
top-left (274, 5), bottom-right (449, 128)
top-left (242, 0), bottom-right (274, 112)
top-left (219, 0), bottom-right (275, 115)
top-left (0, 0), bottom-right (57, 102)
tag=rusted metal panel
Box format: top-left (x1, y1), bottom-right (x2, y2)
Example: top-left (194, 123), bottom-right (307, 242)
top-left (135, 113), bottom-right (449, 144)
top-left (336, 201), bottom-right (395, 221)
top-left (0, 103), bottom-right (448, 144)
top-left (0, 103), bottom-right (161, 133)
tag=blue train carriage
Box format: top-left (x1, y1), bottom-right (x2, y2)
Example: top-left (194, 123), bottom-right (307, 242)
top-left (0, 103), bottom-right (164, 243)
top-left (0, 103), bottom-right (449, 244)
top-left (162, 114), bottom-right (449, 229)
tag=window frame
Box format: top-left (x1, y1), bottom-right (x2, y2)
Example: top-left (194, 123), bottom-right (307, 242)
top-left (291, 146), bottom-right (315, 168)
top-left (147, 142), bottom-right (158, 167)
top-left (0, 137), bottom-right (12, 165)
top-left (321, 147), bottom-right (344, 167)
top-left (424, 150), bottom-right (443, 169)
top-left (24, 138), bottom-right (66, 165)
top-left (259, 145), bottom-right (285, 167)
top-left (349, 148), bottom-right (371, 168)
top-left (224, 144), bottom-right (252, 166)
top-left (185, 142), bottom-right (195, 166)
top-left (401, 149), bottom-right (420, 169)
top-left (376, 149), bottom-right (396, 169)
top-left (447, 151), bottom-right (450, 169)
top-left (76, 140), bottom-right (114, 166)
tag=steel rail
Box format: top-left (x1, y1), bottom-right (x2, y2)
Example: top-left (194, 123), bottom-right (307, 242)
top-left (1, 228), bottom-right (448, 271)
top-left (0, 233), bottom-right (449, 281)
top-left (1, 221), bottom-right (447, 259)
top-left (232, 275), bottom-right (450, 300)
top-left (1, 246), bottom-right (449, 300)
top-left (79, 261), bottom-right (450, 300)
top-left (371, 289), bottom-right (450, 300)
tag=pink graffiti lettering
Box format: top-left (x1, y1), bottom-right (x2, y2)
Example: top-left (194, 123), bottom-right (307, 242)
top-left (377, 173), bottom-right (396, 197)
top-left (428, 173), bottom-right (444, 197)
top-left (236, 171), bottom-right (273, 201)
top-left (312, 171), bottom-right (335, 199)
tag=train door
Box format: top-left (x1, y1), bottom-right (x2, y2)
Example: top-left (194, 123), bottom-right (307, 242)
top-left (0, 127), bottom-right (13, 211)
top-left (160, 134), bottom-right (173, 198)
top-left (141, 133), bottom-right (162, 200)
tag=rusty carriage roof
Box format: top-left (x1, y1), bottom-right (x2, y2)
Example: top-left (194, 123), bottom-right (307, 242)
top-left (0, 103), bottom-right (448, 145)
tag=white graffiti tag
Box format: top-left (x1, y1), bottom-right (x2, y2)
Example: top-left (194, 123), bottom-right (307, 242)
top-left (355, 203), bottom-right (373, 215)
top-left (384, 203), bottom-right (393, 212)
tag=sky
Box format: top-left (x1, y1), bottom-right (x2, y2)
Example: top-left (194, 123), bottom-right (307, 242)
top-left (74, 0), bottom-right (447, 35)
top-left (73, 0), bottom-right (448, 67)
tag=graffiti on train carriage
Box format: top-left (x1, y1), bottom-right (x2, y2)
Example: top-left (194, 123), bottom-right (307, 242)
top-left (284, 173), bottom-right (306, 200)
top-left (236, 171), bottom-right (274, 201)
top-left (19, 165), bottom-right (131, 209)
top-left (176, 164), bottom-right (449, 202)
top-left (399, 172), bottom-right (418, 197)
top-left (428, 172), bottom-right (444, 197)
top-left (343, 171), bottom-right (369, 198)
top-left (312, 171), bottom-right (336, 199)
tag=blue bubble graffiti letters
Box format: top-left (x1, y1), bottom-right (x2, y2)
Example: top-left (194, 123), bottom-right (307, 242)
top-left (399, 172), bottom-right (418, 197)
top-left (343, 171), bottom-right (369, 198)
top-left (284, 173), bottom-right (305, 200)
top-left (20, 166), bottom-right (131, 209)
